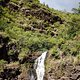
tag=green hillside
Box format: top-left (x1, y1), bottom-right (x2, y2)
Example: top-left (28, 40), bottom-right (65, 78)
top-left (0, 0), bottom-right (80, 79)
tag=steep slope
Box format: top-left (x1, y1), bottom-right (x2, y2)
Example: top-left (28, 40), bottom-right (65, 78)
top-left (0, 0), bottom-right (80, 80)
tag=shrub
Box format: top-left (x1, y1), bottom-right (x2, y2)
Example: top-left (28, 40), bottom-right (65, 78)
top-left (0, 60), bottom-right (7, 72)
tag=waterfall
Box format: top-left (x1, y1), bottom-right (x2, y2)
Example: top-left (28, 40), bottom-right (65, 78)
top-left (34, 51), bottom-right (47, 80)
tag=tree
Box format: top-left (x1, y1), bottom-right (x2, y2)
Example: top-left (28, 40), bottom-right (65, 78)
top-left (72, 2), bottom-right (80, 13)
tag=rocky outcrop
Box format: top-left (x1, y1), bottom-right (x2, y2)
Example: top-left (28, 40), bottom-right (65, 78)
top-left (0, 34), bottom-right (19, 63)
top-left (0, 0), bottom-right (10, 7)
top-left (22, 8), bottom-right (63, 24)
top-left (0, 35), bottom-right (9, 61)
top-left (45, 56), bottom-right (80, 80)
top-left (0, 67), bottom-right (21, 80)
top-left (7, 2), bottom-right (20, 11)
top-left (7, 1), bottom-right (62, 25)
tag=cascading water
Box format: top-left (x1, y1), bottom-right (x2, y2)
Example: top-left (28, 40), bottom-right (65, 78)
top-left (34, 51), bottom-right (47, 80)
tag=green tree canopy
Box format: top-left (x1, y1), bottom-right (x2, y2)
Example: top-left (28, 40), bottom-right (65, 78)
top-left (72, 2), bottom-right (80, 13)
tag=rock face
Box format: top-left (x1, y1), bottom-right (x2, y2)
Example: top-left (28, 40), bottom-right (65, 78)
top-left (0, 35), bottom-right (19, 63)
top-left (0, 0), bottom-right (10, 7)
top-left (0, 35), bottom-right (9, 61)
top-left (45, 55), bottom-right (80, 80)
top-left (45, 66), bottom-right (80, 80)
top-left (22, 8), bottom-right (63, 24)
top-left (7, 2), bottom-right (20, 11)
top-left (0, 68), bottom-right (21, 80)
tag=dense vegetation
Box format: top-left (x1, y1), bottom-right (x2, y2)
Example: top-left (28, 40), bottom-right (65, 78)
top-left (0, 0), bottom-right (80, 79)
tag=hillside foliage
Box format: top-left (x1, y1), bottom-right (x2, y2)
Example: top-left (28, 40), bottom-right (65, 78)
top-left (0, 0), bottom-right (80, 79)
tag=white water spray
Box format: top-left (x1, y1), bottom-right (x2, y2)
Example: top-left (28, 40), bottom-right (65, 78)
top-left (34, 51), bottom-right (47, 80)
